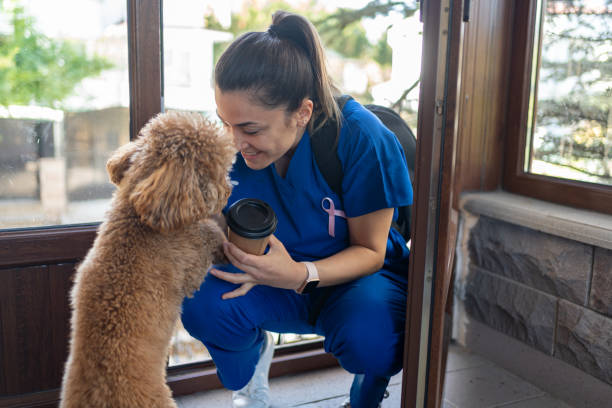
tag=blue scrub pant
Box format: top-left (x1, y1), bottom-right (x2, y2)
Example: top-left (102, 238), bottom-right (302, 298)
top-left (181, 269), bottom-right (407, 408)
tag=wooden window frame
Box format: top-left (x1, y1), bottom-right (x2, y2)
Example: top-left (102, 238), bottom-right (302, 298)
top-left (503, 0), bottom-right (612, 215)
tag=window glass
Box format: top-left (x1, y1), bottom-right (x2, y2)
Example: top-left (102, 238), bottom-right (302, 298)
top-left (0, 0), bottom-right (128, 229)
top-left (526, 0), bottom-right (611, 185)
top-left (163, 0), bottom-right (421, 366)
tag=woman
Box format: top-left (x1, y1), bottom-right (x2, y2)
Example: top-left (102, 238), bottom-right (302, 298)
top-left (181, 10), bottom-right (412, 408)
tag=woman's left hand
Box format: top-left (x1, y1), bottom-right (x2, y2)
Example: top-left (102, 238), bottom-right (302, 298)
top-left (209, 234), bottom-right (306, 299)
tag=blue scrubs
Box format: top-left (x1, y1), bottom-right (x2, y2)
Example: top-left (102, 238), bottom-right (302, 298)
top-left (182, 99), bottom-right (413, 407)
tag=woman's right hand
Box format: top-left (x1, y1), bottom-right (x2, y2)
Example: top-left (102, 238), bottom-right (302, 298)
top-left (209, 235), bottom-right (308, 299)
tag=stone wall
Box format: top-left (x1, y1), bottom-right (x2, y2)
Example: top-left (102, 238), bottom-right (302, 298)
top-left (461, 215), bottom-right (612, 385)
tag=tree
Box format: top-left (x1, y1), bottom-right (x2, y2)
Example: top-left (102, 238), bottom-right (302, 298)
top-left (533, 0), bottom-right (612, 181)
top-left (206, 1), bottom-right (417, 67)
top-left (0, 4), bottom-right (113, 108)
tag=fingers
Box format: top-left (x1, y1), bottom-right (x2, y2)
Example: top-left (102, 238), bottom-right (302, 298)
top-left (221, 282), bottom-right (256, 300)
top-left (209, 269), bottom-right (257, 299)
top-left (209, 268), bottom-right (250, 284)
top-left (223, 241), bottom-right (259, 273)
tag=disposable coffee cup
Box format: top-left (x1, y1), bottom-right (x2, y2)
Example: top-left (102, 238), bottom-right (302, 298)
top-left (226, 198), bottom-right (278, 255)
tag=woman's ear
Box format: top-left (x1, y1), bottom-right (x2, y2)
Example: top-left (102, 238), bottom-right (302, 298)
top-left (129, 160), bottom-right (206, 232)
top-left (106, 141), bottom-right (140, 185)
top-left (297, 98), bottom-right (314, 127)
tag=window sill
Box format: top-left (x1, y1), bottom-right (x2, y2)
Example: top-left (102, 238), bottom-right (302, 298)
top-left (459, 190), bottom-right (612, 250)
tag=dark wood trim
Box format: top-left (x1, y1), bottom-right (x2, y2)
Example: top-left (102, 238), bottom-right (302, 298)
top-left (127, 0), bottom-right (163, 140)
top-left (402, 0), bottom-right (443, 406)
top-left (503, 0), bottom-right (612, 215)
top-left (0, 389), bottom-right (60, 408)
top-left (0, 225), bottom-right (97, 268)
top-left (426, 0), bottom-right (463, 405)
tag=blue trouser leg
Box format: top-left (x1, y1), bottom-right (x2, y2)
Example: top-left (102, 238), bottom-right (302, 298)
top-left (181, 273), bottom-right (313, 390)
top-left (316, 270), bottom-right (407, 408)
top-left (181, 269), bottom-right (407, 404)
top-left (350, 374), bottom-right (391, 408)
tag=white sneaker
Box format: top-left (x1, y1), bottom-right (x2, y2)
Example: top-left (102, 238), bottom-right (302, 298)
top-left (340, 390), bottom-right (389, 407)
top-left (232, 331), bottom-right (275, 408)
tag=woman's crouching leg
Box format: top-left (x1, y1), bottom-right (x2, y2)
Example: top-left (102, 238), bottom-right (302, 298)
top-left (317, 270), bottom-right (407, 407)
top-left (318, 270), bottom-right (407, 377)
top-left (181, 274), bottom-right (267, 390)
top-left (181, 273), bottom-right (311, 390)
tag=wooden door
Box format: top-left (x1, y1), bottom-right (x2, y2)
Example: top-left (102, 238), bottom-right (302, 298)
top-left (402, 0), bottom-right (464, 407)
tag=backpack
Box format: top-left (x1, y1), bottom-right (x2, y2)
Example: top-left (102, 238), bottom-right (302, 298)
top-left (310, 95), bottom-right (416, 241)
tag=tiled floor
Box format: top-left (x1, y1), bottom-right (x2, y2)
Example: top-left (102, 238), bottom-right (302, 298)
top-left (175, 344), bottom-right (574, 408)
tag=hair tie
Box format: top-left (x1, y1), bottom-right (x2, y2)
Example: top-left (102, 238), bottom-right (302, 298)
top-left (267, 24), bottom-right (280, 38)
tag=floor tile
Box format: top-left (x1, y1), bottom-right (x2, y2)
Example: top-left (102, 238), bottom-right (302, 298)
top-left (176, 344), bottom-right (576, 408)
top-left (443, 364), bottom-right (544, 408)
top-left (446, 344), bottom-right (493, 372)
top-left (494, 394), bottom-right (574, 408)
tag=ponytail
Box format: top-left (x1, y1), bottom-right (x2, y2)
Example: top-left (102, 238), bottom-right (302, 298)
top-left (215, 11), bottom-right (340, 135)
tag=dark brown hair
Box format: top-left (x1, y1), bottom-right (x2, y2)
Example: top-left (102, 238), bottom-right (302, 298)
top-left (214, 10), bottom-right (340, 133)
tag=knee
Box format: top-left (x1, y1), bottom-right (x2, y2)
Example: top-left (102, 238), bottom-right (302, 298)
top-left (325, 299), bottom-right (404, 376)
top-left (181, 277), bottom-right (235, 344)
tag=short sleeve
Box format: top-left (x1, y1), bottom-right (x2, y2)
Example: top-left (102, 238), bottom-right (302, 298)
top-left (337, 100), bottom-right (413, 218)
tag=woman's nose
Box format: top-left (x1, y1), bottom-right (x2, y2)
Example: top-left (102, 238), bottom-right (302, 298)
top-left (235, 137), bottom-right (249, 151)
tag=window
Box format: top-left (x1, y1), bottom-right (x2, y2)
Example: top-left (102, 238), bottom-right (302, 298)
top-left (504, 0), bottom-right (612, 214)
top-left (0, 0), bottom-right (130, 230)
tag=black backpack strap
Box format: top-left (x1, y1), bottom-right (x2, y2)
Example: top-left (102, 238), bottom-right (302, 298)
top-left (310, 95), bottom-right (353, 197)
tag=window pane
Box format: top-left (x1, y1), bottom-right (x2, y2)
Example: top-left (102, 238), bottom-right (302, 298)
top-left (162, 0), bottom-right (421, 367)
top-left (526, 0), bottom-right (612, 185)
top-left (0, 0), bottom-right (129, 230)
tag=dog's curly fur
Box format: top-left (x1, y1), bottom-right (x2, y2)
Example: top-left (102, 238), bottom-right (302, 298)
top-left (60, 111), bottom-right (236, 408)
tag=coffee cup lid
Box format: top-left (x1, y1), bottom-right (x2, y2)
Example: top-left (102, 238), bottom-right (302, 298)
top-left (226, 198), bottom-right (277, 239)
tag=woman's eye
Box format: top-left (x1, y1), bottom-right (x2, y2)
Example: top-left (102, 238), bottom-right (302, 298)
top-left (244, 130), bottom-right (259, 135)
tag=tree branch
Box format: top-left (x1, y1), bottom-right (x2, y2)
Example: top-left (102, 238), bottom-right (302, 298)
top-left (391, 77), bottom-right (420, 110)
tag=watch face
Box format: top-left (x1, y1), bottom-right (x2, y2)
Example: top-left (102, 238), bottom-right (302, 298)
top-left (302, 279), bottom-right (320, 294)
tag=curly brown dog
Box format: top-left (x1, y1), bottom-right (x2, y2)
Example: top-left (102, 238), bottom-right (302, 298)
top-left (60, 111), bottom-right (236, 408)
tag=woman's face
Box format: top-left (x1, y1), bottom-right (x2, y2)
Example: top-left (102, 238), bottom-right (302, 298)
top-left (215, 87), bottom-right (312, 170)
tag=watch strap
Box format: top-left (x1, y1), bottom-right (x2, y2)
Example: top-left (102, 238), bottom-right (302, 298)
top-left (296, 261), bottom-right (319, 294)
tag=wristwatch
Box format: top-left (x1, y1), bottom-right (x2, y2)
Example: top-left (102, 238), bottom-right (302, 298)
top-left (296, 261), bottom-right (320, 294)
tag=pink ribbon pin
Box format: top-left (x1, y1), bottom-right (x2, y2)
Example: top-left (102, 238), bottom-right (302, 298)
top-left (322, 197), bottom-right (346, 237)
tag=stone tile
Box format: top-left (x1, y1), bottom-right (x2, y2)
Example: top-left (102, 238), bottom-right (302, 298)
top-left (446, 343), bottom-right (493, 372)
top-left (468, 216), bottom-right (592, 304)
top-left (555, 300), bottom-right (612, 385)
top-left (589, 247), bottom-right (612, 317)
top-left (464, 267), bottom-right (557, 354)
top-left (498, 394), bottom-right (574, 408)
top-left (443, 364), bottom-right (544, 408)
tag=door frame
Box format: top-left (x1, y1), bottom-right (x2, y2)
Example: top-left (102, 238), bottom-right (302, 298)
top-left (402, 0), bottom-right (464, 406)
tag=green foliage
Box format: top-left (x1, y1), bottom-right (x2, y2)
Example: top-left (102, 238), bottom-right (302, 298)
top-left (373, 30), bottom-right (393, 67)
top-left (0, 5), bottom-right (113, 108)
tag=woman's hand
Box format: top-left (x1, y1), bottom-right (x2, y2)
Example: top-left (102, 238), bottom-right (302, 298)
top-left (209, 235), bottom-right (307, 299)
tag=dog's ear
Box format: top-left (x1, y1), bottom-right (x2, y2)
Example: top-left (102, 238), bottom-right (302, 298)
top-left (106, 141), bottom-right (140, 185)
top-left (129, 159), bottom-right (206, 232)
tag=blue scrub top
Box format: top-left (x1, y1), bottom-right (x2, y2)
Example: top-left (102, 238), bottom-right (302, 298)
top-left (223, 99), bottom-right (413, 276)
